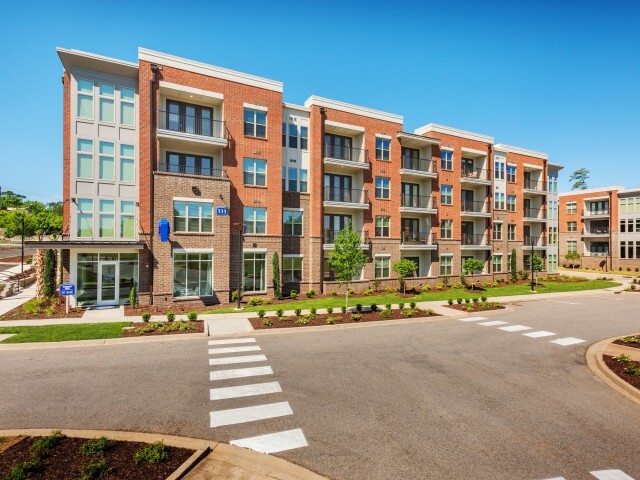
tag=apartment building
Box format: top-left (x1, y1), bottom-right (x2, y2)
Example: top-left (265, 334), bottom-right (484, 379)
top-left (33, 47), bottom-right (561, 308)
top-left (559, 187), bottom-right (640, 271)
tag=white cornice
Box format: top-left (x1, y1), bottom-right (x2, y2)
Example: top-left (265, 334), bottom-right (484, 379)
top-left (139, 48), bottom-right (283, 93)
top-left (304, 96), bottom-right (403, 124)
top-left (494, 143), bottom-right (547, 160)
top-left (414, 123), bottom-right (494, 144)
top-left (283, 102), bottom-right (310, 112)
top-left (559, 186), bottom-right (623, 197)
top-left (397, 131), bottom-right (440, 145)
top-left (57, 47), bottom-right (138, 78)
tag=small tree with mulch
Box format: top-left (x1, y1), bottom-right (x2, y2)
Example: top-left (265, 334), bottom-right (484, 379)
top-left (462, 258), bottom-right (485, 291)
top-left (392, 258), bottom-right (416, 295)
top-left (328, 221), bottom-right (367, 310)
top-left (565, 252), bottom-right (580, 269)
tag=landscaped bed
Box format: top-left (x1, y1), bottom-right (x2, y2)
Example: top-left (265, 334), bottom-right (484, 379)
top-left (123, 320), bottom-right (203, 337)
top-left (445, 301), bottom-right (506, 313)
top-left (603, 355), bottom-right (640, 390)
top-left (0, 296), bottom-right (84, 321)
top-left (0, 431), bottom-right (194, 480)
top-left (613, 335), bottom-right (640, 350)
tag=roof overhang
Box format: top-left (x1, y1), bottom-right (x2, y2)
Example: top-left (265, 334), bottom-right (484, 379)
top-left (304, 96), bottom-right (403, 124)
top-left (57, 48), bottom-right (138, 79)
top-left (494, 143), bottom-right (547, 160)
top-left (397, 131), bottom-right (440, 148)
top-left (414, 123), bottom-right (493, 144)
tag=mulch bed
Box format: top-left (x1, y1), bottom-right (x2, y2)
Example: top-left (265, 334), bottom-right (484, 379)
top-left (603, 355), bottom-right (640, 390)
top-left (122, 321), bottom-right (204, 337)
top-left (0, 296), bottom-right (84, 321)
top-left (624, 288), bottom-right (640, 293)
top-left (445, 303), bottom-right (506, 313)
top-left (613, 335), bottom-right (640, 350)
top-left (250, 308), bottom-right (439, 330)
top-left (0, 435), bottom-right (194, 480)
top-left (0, 255), bottom-right (33, 264)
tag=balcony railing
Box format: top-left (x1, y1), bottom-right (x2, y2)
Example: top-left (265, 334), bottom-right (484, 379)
top-left (583, 227), bottom-right (609, 235)
top-left (158, 110), bottom-right (226, 139)
top-left (324, 143), bottom-right (368, 163)
top-left (524, 207), bottom-right (545, 219)
top-left (523, 235), bottom-right (547, 246)
top-left (584, 251), bottom-right (609, 257)
top-left (524, 179), bottom-right (547, 191)
top-left (461, 233), bottom-right (490, 246)
top-left (401, 156), bottom-right (436, 173)
top-left (401, 231), bottom-right (437, 245)
top-left (323, 186), bottom-right (368, 204)
top-left (324, 229), bottom-right (368, 244)
top-left (582, 209), bottom-right (610, 217)
top-left (461, 167), bottom-right (490, 181)
top-left (461, 200), bottom-right (489, 214)
top-left (401, 194), bottom-right (436, 209)
top-left (158, 162), bottom-right (227, 178)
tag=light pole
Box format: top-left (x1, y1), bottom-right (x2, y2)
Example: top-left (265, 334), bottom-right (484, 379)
top-left (20, 213), bottom-right (25, 275)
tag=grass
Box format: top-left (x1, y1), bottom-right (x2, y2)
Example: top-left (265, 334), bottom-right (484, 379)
top-left (0, 322), bottom-right (130, 344)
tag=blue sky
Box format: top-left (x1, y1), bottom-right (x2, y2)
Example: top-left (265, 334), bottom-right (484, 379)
top-left (1, 0), bottom-right (638, 202)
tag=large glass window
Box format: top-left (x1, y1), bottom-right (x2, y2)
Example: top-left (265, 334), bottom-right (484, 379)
top-left (376, 137), bottom-right (390, 160)
top-left (494, 192), bottom-right (505, 210)
top-left (375, 177), bottom-right (390, 199)
top-left (441, 150), bottom-right (453, 170)
top-left (282, 167), bottom-right (307, 192)
top-left (244, 108), bottom-right (267, 138)
top-left (375, 216), bottom-right (390, 237)
top-left (99, 200), bottom-right (115, 238)
top-left (99, 141), bottom-right (115, 181)
top-left (494, 158), bottom-right (505, 180)
top-left (283, 256), bottom-right (302, 283)
top-left (121, 201), bottom-right (135, 238)
top-left (288, 167), bottom-right (297, 192)
top-left (375, 256), bottom-right (390, 278)
top-left (493, 223), bottom-right (503, 240)
top-left (120, 87), bottom-right (135, 126)
top-left (173, 252), bottom-right (213, 297)
top-left (283, 210), bottom-right (303, 236)
top-left (76, 254), bottom-right (98, 306)
top-left (166, 100), bottom-right (213, 136)
top-left (120, 144), bottom-right (135, 182)
top-left (77, 79), bottom-right (93, 120)
top-left (244, 159), bottom-right (266, 186)
top-left (243, 252), bottom-right (266, 292)
top-left (77, 138), bottom-right (93, 179)
top-left (77, 198), bottom-right (93, 238)
top-left (173, 201), bottom-right (213, 233)
top-left (164, 152), bottom-right (214, 177)
top-left (244, 207), bottom-right (266, 234)
top-left (99, 83), bottom-right (115, 123)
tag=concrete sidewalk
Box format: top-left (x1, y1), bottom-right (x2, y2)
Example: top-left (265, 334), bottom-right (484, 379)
top-left (0, 283), bottom-right (36, 317)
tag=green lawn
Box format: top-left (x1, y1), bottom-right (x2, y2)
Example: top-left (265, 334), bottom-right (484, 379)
top-left (0, 322), bottom-right (131, 344)
top-left (203, 279), bottom-right (621, 315)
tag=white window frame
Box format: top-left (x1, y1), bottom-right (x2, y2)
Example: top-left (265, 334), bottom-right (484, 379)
top-left (244, 108), bottom-right (267, 138)
top-left (99, 199), bottom-right (115, 238)
top-left (283, 209), bottom-right (303, 236)
top-left (440, 254), bottom-right (453, 275)
top-left (77, 138), bottom-right (94, 179)
top-left (376, 137), bottom-right (390, 161)
top-left (566, 202), bottom-right (577, 214)
top-left (441, 149), bottom-right (453, 170)
top-left (77, 198), bottom-right (94, 238)
top-left (77, 78), bottom-right (94, 120)
top-left (243, 207), bottom-right (267, 234)
top-left (244, 158), bottom-right (267, 186)
top-left (119, 144), bottom-right (135, 183)
top-left (375, 216), bottom-right (390, 237)
top-left (441, 185), bottom-right (452, 205)
top-left (173, 200), bottom-right (213, 233)
top-left (99, 82), bottom-right (115, 123)
top-left (120, 86), bottom-right (135, 126)
top-left (493, 254), bottom-right (503, 273)
top-left (374, 255), bottom-right (391, 279)
top-left (172, 250), bottom-right (214, 298)
top-left (375, 177), bottom-right (390, 199)
top-left (98, 141), bottom-right (115, 181)
top-left (282, 255), bottom-right (303, 283)
top-left (120, 200), bottom-right (136, 239)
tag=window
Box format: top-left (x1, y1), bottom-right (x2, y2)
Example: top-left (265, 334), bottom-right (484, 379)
top-left (283, 210), bottom-right (303, 236)
top-left (99, 83), bottom-right (115, 123)
top-left (243, 159), bottom-right (266, 186)
top-left (77, 138), bottom-right (93, 179)
top-left (173, 201), bottom-right (213, 233)
top-left (566, 202), bottom-right (577, 214)
top-left (549, 200), bottom-right (558, 220)
top-left (120, 87), bottom-right (135, 126)
top-left (507, 224), bottom-right (516, 241)
top-left (120, 201), bottom-right (135, 238)
top-left (77, 198), bottom-right (93, 238)
top-left (99, 199), bottom-right (115, 238)
top-left (244, 207), bottom-right (266, 234)
top-left (494, 192), bottom-right (505, 210)
top-left (283, 256), bottom-right (302, 283)
top-left (567, 240), bottom-right (577, 253)
top-left (282, 122), bottom-right (286, 147)
top-left (286, 123), bottom-right (297, 148)
top-left (440, 255), bottom-right (452, 275)
top-left (547, 254), bottom-right (558, 272)
top-left (441, 185), bottom-right (452, 205)
top-left (166, 100), bottom-right (213, 136)
top-left (621, 241), bottom-right (626, 259)
top-left (507, 195), bottom-right (516, 212)
top-left (300, 126), bottom-right (308, 150)
top-left (244, 108), bottom-right (266, 138)
top-left (548, 175), bottom-right (558, 193)
top-left (375, 216), bottom-right (390, 237)
top-left (173, 252), bottom-right (212, 297)
top-left (620, 219), bottom-right (626, 233)
top-left (493, 223), bottom-right (503, 240)
top-left (98, 141), bottom-right (115, 181)
top-left (620, 198), bottom-right (628, 214)
top-left (120, 144), bottom-right (135, 182)
top-left (77, 79), bottom-right (93, 120)
top-left (567, 221), bottom-right (577, 232)
top-left (375, 256), bottom-right (390, 278)
top-left (375, 177), bottom-right (390, 199)
top-left (243, 252), bottom-right (266, 291)
top-left (376, 137), bottom-right (390, 160)
top-left (165, 152), bottom-right (215, 176)
top-left (282, 167), bottom-right (307, 192)
top-left (507, 165), bottom-right (516, 183)
top-left (548, 226), bottom-right (558, 245)
top-left (441, 150), bottom-right (453, 170)
top-left (440, 219), bottom-right (452, 239)
top-left (300, 169), bottom-right (308, 192)
top-left (493, 255), bottom-right (503, 273)
top-left (494, 158), bottom-right (505, 180)
top-left (288, 167), bottom-right (297, 192)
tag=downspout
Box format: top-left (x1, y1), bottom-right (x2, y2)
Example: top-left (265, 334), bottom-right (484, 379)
top-left (319, 107), bottom-right (327, 293)
top-left (149, 63), bottom-right (160, 305)
top-left (608, 190), bottom-right (613, 272)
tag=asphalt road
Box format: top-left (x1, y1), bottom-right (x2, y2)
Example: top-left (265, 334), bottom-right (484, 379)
top-left (1, 291), bottom-right (640, 479)
top-left (0, 246), bottom-right (36, 260)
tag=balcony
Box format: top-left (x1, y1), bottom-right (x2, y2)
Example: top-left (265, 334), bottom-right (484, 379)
top-left (461, 200), bottom-right (491, 217)
top-left (323, 229), bottom-right (369, 250)
top-left (523, 179), bottom-right (547, 195)
top-left (523, 235), bottom-right (547, 248)
top-left (323, 143), bottom-right (369, 171)
top-left (461, 233), bottom-right (492, 249)
top-left (400, 231), bottom-right (437, 251)
top-left (582, 209), bottom-right (610, 219)
top-left (460, 167), bottom-right (491, 185)
top-left (523, 207), bottom-right (547, 222)
top-left (400, 157), bottom-right (437, 179)
top-left (584, 251), bottom-right (609, 257)
top-left (323, 187), bottom-right (369, 210)
top-left (157, 162), bottom-right (228, 178)
top-left (582, 227), bottom-right (610, 237)
top-left (400, 194), bottom-right (437, 214)
top-left (157, 110), bottom-right (227, 148)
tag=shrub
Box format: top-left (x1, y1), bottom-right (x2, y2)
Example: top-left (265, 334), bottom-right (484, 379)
top-left (166, 311), bottom-right (175, 322)
top-left (341, 306), bottom-right (347, 314)
top-left (129, 287), bottom-right (138, 308)
top-left (625, 365), bottom-right (640, 376)
top-left (298, 316), bottom-right (311, 324)
top-left (187, 311), bottom-right (198, 321)
top-left (306, 289), bottom-right (315, 298)
top-left (31, 430), bottom-right (64, 458)
top-left (426, 309), bottom-right (434, 316)
top-left (636, 267), bottom-right (640, 273)
top-left (473, 297), bottom-right (479, 304)
top-left (351, 313), bottom-right (362, 321)
top-left (616, 354), bottom-right (632, 364)
top-left (331, 290), bottom-right (337, 296)
top-left (356, 303), bottom-right (362, 312)
top-left (141, 313), bottom-right (151, 322)
top-left (294, 308), bottom-right (302, 316)
top-left (620, 336), bottom-right (640, 344)
top-left (263, 319), bottom-right (273, 327)
top-left (385, 303), bottom-right (392, 310)
top-left (498, 278), bottom-right (505, 284)
top-left (422, 285), bottom-right (431, 292)
top-left (80, 437), bottom-right (109, 457)
top-left (134, 441), bottom-right (169, 465)
top-left (310, 307), bottom-right (317, 315)
top-left (628, 267), bottom-right (632, 272)
top-left (327, 307), bottom-right (333, 314)
top-left (5, 460), bottom-right (41, 480)
top-left (348, 289), bottom-right (356, 295)
top-left (261, 298), bottom-right (272, 305)
top-left (456, 298), bottom-right (462, 304)
top-left (257, 309), bottom-right (266, 318)
top-left (401, 309), bottom-right (414, 317)
top-left (385, 287), bottom-right (393, 293)
top-left (276, 308), bottom-right (284, 317)
top-left (272, 252), bottom-right (281, 299)
top-left (464, 304), bottom-right (475, 312)
top-left (363, 288), bottom-right (374, 296)
top-left (231, 290), bottom-right (243, 302)
top-left (42, 249), bottom-right (56, 297)
top-left (481, 296), bottom-right (487, 302)
top-left (630, 285), bottom-right (637, 291)
top-left (447, 299), bottom-right (453, 305)
top-left (436, 284), bottom-right (443, 291)
top-left (327, 316), bottom-right (337, 325)
top-left (80, 459), bottom-right (110, 480)
top-left (290, 290), bottom-right (298, 299)
top-left (481, 282), bottom-right (488, 288)
top-left (410, 301), bottom-right (416, 309)
top-left (379, 310), bottom-right (391, 319)
top-left (442, 276), bottom-right (450, 286)
top-left (465, 298), bottom-right (471, 304)
top-left (398, 302), bottom-right (404, 310)
top-left (26, 257), bottom-right (33, 264)
top-left (370, 303), bottom-right (378, 312)
top-left (248, 297), bottom-right (261, 306)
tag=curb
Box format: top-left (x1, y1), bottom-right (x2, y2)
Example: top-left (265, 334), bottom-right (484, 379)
top-left (585, 336), bottom-right (640, 407)
top-left (0, 332), bottom-right (207, 350)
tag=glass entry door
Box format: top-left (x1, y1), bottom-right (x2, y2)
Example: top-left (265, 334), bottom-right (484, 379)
top-left (98, 261), bottom-right (119, 305)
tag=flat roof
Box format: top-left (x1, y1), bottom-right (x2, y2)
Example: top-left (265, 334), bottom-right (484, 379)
top-left (304, 96), bottom-right (403, 124)
top-left (494, 143), bottom-right (548, 160)
top-left (559, 186), bottom-right (624, 197)
top-left (414, 123), bottom-right (494, 144)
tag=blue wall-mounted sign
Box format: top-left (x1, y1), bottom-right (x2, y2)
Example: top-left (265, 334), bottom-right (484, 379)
top-left (216, 207), bottom-right (228, 216)
top-left (158, 218), bottom-right (170, 242)
top-left (59, 283), bottom-right (75, 296)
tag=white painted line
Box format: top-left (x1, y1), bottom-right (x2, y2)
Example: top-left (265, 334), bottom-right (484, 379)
top-left (210, 401), bottom-right (293, 427)
top-left (211, 381), bottom-right (282, 400)
top-left (477, 321), bottom-right (508, 327)
top-left (208, 338), bottom-right (256, 345)
top-left (208, 346), bottom-right (261, 355)
top-left (209, 355), bottom-right (267, 366)
top-left (548, 300), bottom-right (579, 305)
top-left (459, 317), bottom-right (488, 322)
top-left (499, 325), bottom-right (532, 332)
top-left (523, 331), bottom-right (556, 338)
top-left (543, 477), bottom-right (566, 480)
top-left (230, 428), bottom-right (308, 454)
top-left (210, 366), bottom-right (273, 381)
top-left (590, 470), bottom-right (636, 480)
top-left (550, 337), bottom-right (585, 346)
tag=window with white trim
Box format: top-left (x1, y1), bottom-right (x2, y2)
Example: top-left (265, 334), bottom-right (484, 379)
top-left (283, 210), bottom-right (303, 236)
top-left (244, 108), bottom-right (266, 138)
top-left (494, 158), bottom-right (505, 180)
top-left (441, 150), bottom-right (453, 170)
top-left (77, 138), bottom-right (93, 179)
top-left (507, 195), bottom-right (516, 212)
top-left (376, 137), bottom-right (390, 160)
top-left (243, 252), bottom-right (266, 292)
top-left (548, 175), bottom-right (558, 193)
top-left (77, 79), bottom-right (94, 120)
top-left (283, 256), bottom-right (302, 283)
top-left (567, 221), bottom-right (577, 232)
top-left (300, 126), bottom-right (308, 150)
top-left (120, 87), bottom-right (135, 126)
top-left (440, 255), bottom-right (452, 275)
top-left (99, 141), bottom-right (115, 181)
top-left (567, 240), bottom-right (577, 253)
top-left (375, 216), bottom-right (390, 237)
top-left (495, 192), bottom-right (505, 210)
top-left (493, 255), bottom-right (503, 273)
top-left (548, 226), bottom-right (558, 245)
top-left (441, 185), bottom-right (452, 205)
top-left (173, 252), bottom-right (213, 297)
top-left (99, 83), bottom-right (115, 123)
top-left (508, 224), bottom-right (516, 241)
top-left (120, 201), bottom-right (135, 238)
top-left (120, 144), bottom-right (135, 182)
top-left (77, 198), bottom-right (93, 238)
top-left (493, 222), bottom-right (503, 240)
top-left (243, 207), bottom-right (266, 234)
top-left (99, 199), bottom-right (115, 238)
top-left (441, 219), bottom-right (452, 239)
top-left (282, 167), bottom-right (308, 192)
top-left (173, 201), bottom-right (213, 233)
top-left (507, 165), bottom-right (516, 183)
top-left (244, 158), bottom-right (266, 186)
top-left (548, 254), bottom-right (557, 272)
top-left (566, 202), bottom-right (577, 214)
top-left (375, 256), bottom-right (390, 278)
top-left (375, 177), bottom-right (390, 199)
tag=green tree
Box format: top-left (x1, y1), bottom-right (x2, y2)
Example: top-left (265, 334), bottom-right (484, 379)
top-left (392, 258), bottom-right (416, 294)
top-left (569, 168), bottom-right (590, 191)
top-left (2, 210), bottom-right (37, 239)
top-left (0, 191), bottom-right (25, 210)
top-left (462, 258), bottom-right (485, 290)
top-left (565, 252), bottom-right (581, 268)
top-left (272, 252), bottom-right (281, 300)
top-left (34, 211), bottom-right (62, 240)
top-left (42, 249), bottom-right (56, 297)
top-left (531, 254), bottom-right (544, 272)
top-left (510, 249), bottom-right (518, 283)
top-left (328, 221), bottom-right (367, 310)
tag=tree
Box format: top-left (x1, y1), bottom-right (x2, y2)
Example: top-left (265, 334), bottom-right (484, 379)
top-left (510, 249), bottom-right (518, 283)
top-left (462, 258), bottom-right (485, 290)
top-left (392, 258), bottom-right (416, 294)
top-left (565, 252), bottom-right (581, 268)
top-left (34, 211), bottom-right (62, 240)
top-left (0, 191), bottom-right (25, 210)
top-left (2, 210), bottom-right (37, 239)
top-left (569, 168), bottom-right (590, 191)
top-left (328, 221), bottom-right (367, 310)
top-left (272, 252), bottom-right (281, 300)
top-left (42, 249), bottom-right (56, 297)
top-left (531, 254), bottom-right (544, 272)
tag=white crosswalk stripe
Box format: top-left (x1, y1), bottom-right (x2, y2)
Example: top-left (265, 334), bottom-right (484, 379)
top-left (210, 401), bottom-right (293, 427)
top-left (459, 316), bottom-right (488, 322)
top-left (499, 325), bottom-right (532, 332)
top-left (210, 381), bottom-right (282, 400)
top-left (590, 469), bottom-right (636, 480)
top-left (208, 338), bottom-right (256, 345)
top-left (209, 354), bottom-right (267, 365)
top-left (478, 320), bottom-right (508, 326)
top-left (208, 345), bottom-right (261, 355)
top-left (230, 428), bottom-right (308, 454)
top-left (550, 337), bottom-right (585, 346)
top-left (523, 330), bottom-right (556, 338)
top-left (210, 366), bottom-right (273, 381)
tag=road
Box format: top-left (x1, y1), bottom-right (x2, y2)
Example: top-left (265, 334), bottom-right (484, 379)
top-left (0, 246), bottom-right (36, 260)
top-left (1, 291), bottom-right (640, 479)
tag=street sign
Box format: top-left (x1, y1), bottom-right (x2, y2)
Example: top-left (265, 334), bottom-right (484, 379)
top-left (59, 283), bottom-right (75, 296)
top-left (216, 207), bottom-right (228, 216)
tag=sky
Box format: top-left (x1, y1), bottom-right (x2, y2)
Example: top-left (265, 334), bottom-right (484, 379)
top-left (0, 0), bottom-right (638, 203)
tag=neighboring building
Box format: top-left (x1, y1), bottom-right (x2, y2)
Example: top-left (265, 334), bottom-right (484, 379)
top-left (559, 186), bottom-right (640, 271)
top-left (31, 47), bottom-right (562, 308)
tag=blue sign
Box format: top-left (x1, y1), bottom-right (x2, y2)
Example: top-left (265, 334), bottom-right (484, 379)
top-left (158, 218), bottom-right (170, 242)
top-left (59, 283), bottom-right (75, 296)
top-left (216, 207), bottom-right (228, 216)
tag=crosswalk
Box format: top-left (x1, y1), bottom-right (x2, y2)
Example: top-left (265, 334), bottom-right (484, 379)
top-left (545, 469), bottom-right (636, 479)
top-left (208, 337), bottom-right (308, 454)
top-left (459, 317), bottom-right (585, 346)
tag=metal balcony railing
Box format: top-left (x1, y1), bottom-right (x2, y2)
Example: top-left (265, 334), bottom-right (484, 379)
top-left (323, 186), bottom-right (368, 204)
top-left (158, 110), bottom-right (225, 139)
top-left (401, 156), bottom-right (436, 173)
top-left (523, 235), bottom-right (547, 246)
top-left (401, 231), bottom-right (437, 245)
top-left (401, 194), bottom-right (436, 209)
top-left (582, 209), bottom-right (610, 217)
top-left (461, 233), bottom-right (490, 246)
top-left (582, 227), bottom-right (609, 235)
top-left (323, 229), bottom-right (368, 244)
top-left (324, 143), bottom-right (368, 163)
top-left (524, 179), bottom-right (547, 191)
top-left (461, 167), bottom-right (490, 181)
top-left (157, 162), bottom-right (227, 178)
top-left (461, 200), bottom-right (489, 214)
top-left (524, 207), bottom-right (545, 219)
top-left (584, 251), bottom-right (609, 257)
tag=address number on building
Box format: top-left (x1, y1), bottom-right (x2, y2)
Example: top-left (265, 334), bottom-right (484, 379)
top-left (216, 207), bottom-right (228, 216)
